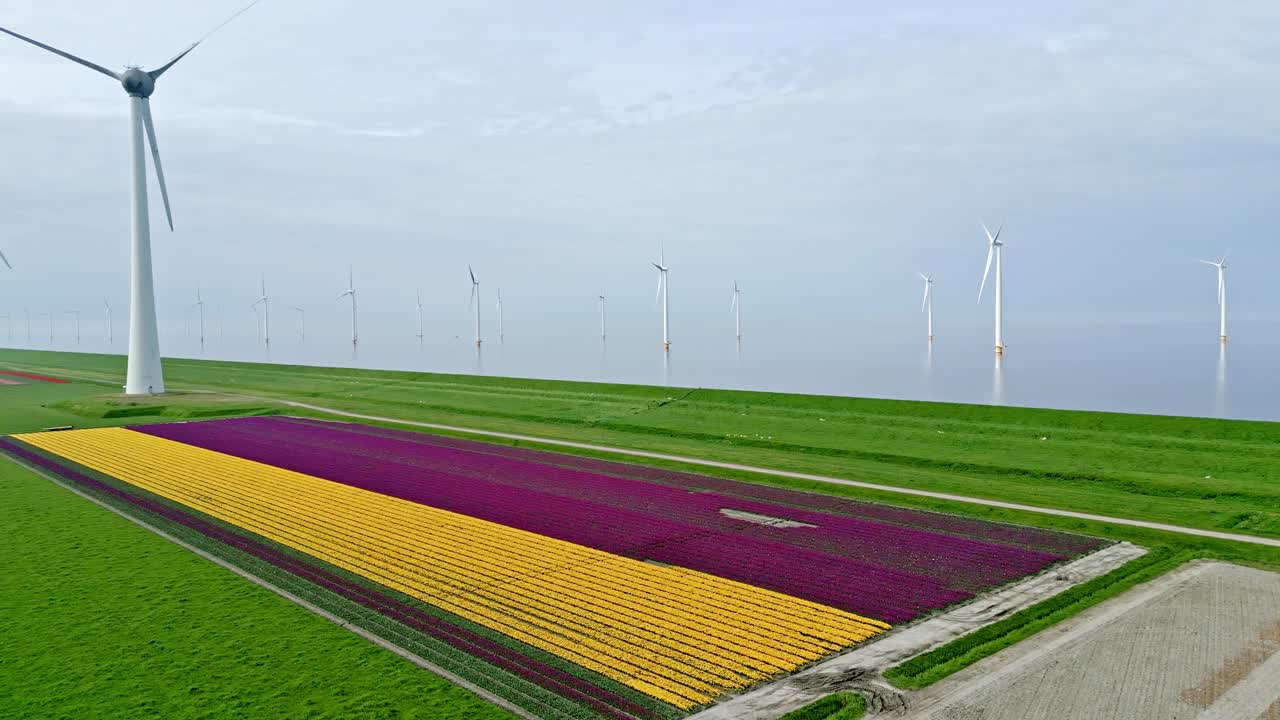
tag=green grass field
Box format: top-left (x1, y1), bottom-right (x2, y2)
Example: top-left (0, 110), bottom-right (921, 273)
top-left (2, 347), bottom-right (1278, 717)
top-left (0, 457), bottom-right (513, 720)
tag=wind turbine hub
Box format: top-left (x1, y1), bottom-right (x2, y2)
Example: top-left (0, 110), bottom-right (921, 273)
top-left (120, 67), bottom-right (155, 97)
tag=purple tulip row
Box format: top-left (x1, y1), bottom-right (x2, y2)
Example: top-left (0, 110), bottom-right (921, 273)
top-left (136, 417), bottom-right (1094, 624)
top-left (0, 438), bottom-right (666, 720)
top-left (282, 416), bottom-right (1105, 557)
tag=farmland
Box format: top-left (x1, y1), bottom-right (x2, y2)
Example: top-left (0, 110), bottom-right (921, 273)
top-left (2, 416), bottom-right (1106, 718)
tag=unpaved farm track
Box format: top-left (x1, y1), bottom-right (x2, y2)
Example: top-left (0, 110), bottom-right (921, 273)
top-left (903, 561), bottom-right (1280, 720)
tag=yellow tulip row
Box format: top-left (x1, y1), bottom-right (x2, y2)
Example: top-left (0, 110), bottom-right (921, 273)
top-left (19, 428), bottom-right (889, 709)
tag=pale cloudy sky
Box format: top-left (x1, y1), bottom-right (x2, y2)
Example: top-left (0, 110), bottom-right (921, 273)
top-left (1, 1), bottom-right (1277, 344)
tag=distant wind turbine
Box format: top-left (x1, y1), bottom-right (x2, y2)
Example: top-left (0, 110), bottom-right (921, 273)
top-left (918, 273), bottom-right (934, 342)
top-left (292, 306), bottom-right (305, 341)
top-left (104, 298), bottom-right (113, 344)
top-left (251, 275), bottom-right (269, 345)
top-left (192, 285), bottom-right (205, 345)
top-left (467, 265), bottom-right (481, 346)
top-left (496, 288), bottom-right (505, 342)
top-left (0, 0), bottom-right (264, 394)
top-left (730, 281), bottom-right (742, 340)
top-left (1198, 255), bottom-right (1229, 343)
top-left (652, 246), bottom-right (670, 350)
top-left (24, 308), bottom-right (31, 343)
top-left (977, 220), bottom-right (1005, 355)
top-left (65, 310), bottom-right (80, 343)
top-left (337, 265), bottom-right (357, 346)
top-left (597, 295), bottom-right (606, 340)
top-left (415, 290), bottom-right (424, 340)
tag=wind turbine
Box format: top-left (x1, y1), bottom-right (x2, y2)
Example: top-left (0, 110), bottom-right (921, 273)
top-left (292, 306), bottom-right (305, 341)
top-left (1198, 255), bottom-right (1229, 343)
top-left (104, 298), bottom-right (113, 344)
top-left (251, 275), bottom-right (269, 345)
top-left (467, 265), bottom-right (481, 346)
top-left (918, 273), bottom-right (934, 342)
top-left (192, 285), bottom-right (205, 345)
top-left (652, 246), bottom-right (670, 350)
top-left (730, 281), bottom-right (742, 341)
top-left (496, 288), bottom-right (505, 342)
top-left (65, 310), bottom-right (80, 343)
top-left (337, 265), bottom-right (357, 346)
top-left (1, 1), bottom-right (263, 394)
top-left (977, 221), bottom-right (1005, 355)
top-left (597, 295), bottom-right (606, 340)
top-left (415, 290), bottom-right (424, 340)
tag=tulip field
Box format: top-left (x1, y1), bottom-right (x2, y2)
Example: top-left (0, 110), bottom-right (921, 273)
top-left (1, 416), bottom-right (1105, 719)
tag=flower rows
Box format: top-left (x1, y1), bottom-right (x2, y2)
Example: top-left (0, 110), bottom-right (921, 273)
top-left (137, 416), bottom-right (1093, 623)
top-left (16, 427), bottom-right (888, 710)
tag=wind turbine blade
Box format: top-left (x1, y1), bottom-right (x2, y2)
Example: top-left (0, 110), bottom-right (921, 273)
top-left (992, 222), bottom-right (1004, 244)
top-left (0, 26), bottom-right (120, 80)
top-left (138, 100), bottom-right (174, 231)
top-left (469, 265), bottom-right (476, 284)
top-left (978, 245), bottom-right (994, 302)
top-left (1197, 259), bottom-right (1219, 267)
top-left (468, 284), bottom-right (476, 310)
top-left (0, 248), bottom-right (10, 270)
top-left (922, 283), bottom-right (930, 312)
top-left (654, 273), bottom-right (663, 304)
top-left (149, 0), bottom-right (263, 79)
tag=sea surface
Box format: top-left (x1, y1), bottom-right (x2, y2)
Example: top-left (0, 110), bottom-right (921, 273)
top-left (3, 316), bottom-right (1275, 423)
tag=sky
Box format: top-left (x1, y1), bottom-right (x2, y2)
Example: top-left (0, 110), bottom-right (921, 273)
top-left (1, 0), bottom-right (1278, 348)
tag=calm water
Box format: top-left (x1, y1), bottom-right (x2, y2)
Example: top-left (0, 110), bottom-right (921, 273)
top-left (3, 317), bottom-right (1275, 422)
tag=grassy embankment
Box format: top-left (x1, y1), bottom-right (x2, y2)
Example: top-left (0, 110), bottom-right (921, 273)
top-left (0, 457), bottom-right (512, 720)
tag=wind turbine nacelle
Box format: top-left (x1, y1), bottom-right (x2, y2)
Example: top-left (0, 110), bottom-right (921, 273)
top-left (121, 68), bottom-right (156, 97)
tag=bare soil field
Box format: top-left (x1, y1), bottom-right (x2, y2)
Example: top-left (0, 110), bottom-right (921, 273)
top-left (903, 561), bottom-right (1280, 720)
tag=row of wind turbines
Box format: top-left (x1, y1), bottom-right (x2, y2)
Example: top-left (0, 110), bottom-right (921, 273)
top-left (0, 5), bottom-right (1233, 396)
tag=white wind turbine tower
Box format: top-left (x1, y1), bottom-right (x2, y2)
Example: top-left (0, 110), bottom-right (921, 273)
top-left (338, 266), bottom-right (357, 346)
top-left (977, 221), bottom-right (1005, 355)
top-left (65, 310), bottom-right (81, 343)
top-left (251, 275), bottom-right (269, 345)
top-left (1, 2), bottom-right (262, 395)
top-left (467, 265), bottom-right (481, 346)
top-left (292, 306), bottom-right (305, 341)
top-left (652, 247), bottom-right (670, 350)
top-left (415, 290), bottom-right (424, 340)
top-left (598, 295), bottom-right (607, 340)
top-left (918, 273), bottom-right (934, 342)
top-left (104, 298), bottom-right (113, 344)
top-left (730, 281), bottom-right (742, 340)
top-left (1198, 255), bottom-right (1229, 344)
top-left (496, 289), bottom-right (505, 342)
top-left (192, 286), bottom-right (205, 345)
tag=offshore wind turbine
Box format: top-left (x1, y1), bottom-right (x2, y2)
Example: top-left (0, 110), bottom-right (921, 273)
top-left (467, 265), bottom-right (481, 346)
top-left (918, 273), bottom-right (934, 342)
top-left (598, 295), bottom-right (606, 340)
top-left (977, 221), bottom-right (1005, 355)
top-left (415, 290), bottom-right (424, 340)
top-left (65, 310), bottom-right (81, 343)
top-left (730, 281), bottom-right (742, 340)
top-left (1, 1), bottom-right (262, 394)
top-left (1198, 255), bottom-right (1229, 343)
top-left (496, 289), bottom-right (505, 342)
top-left (251, 275), bottom-right (269, 345)
top-left (104, 298), bottom-right (113, 344)
top-left (652, 246), bottom-right (670, 350)
top-left (337, 265), bottom-right (357, 346)
top-left (192, 286), bottom-right (205, 345)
